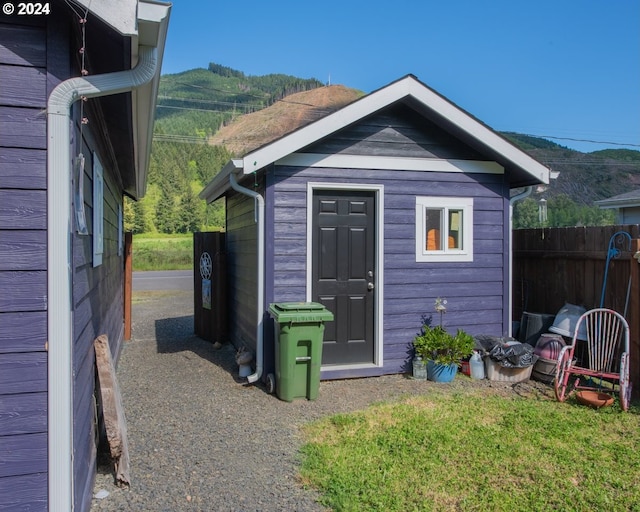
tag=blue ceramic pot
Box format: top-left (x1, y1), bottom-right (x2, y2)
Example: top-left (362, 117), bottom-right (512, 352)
top-left (426, 360), bottom-right (457, 383)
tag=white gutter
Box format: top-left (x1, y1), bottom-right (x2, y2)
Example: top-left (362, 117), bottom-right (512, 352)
top-left (47, 46), bottom-right (158, 512)
top-left (229, 172), bottom-right (265, 384)
top-left (508, 186), bottom-right (533, 337)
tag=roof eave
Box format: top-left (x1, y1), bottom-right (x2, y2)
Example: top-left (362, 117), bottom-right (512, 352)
top-left (131, 0), bottom-right (171, 199)
top-left (596, 199), bottom-right (640, 209)
top-left (200, 159), bottom-right (244, 203)
top-left (238, 74), bottom-right (549, 186)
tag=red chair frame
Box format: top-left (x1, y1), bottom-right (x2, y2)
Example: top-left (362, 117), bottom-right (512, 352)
top-left (554, 308), bottom-right (631, 411)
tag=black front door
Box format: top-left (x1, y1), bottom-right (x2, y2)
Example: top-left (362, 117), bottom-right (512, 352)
top-left (312, 190), bottom-right (376, 365)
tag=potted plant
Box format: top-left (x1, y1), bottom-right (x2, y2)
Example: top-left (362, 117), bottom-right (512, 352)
top-left (412, 299), bottom-right (475, 382)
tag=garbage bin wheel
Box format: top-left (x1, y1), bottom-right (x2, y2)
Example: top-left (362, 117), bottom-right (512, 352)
top-left (266, 373), bottom-right (276, 395)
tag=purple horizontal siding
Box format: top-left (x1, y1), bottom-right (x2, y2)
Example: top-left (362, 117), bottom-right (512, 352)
top-left (0, 432), bottom-right (46, 478)
top-left (0, 189), bottom-right (47, 229)
top-left (0, 106), bottom-right (47, 149)
top-left (0, 311), bottom-right (46, 353)
top-left (0, 473), bottom-right (47, 511)
top-left (0, 64), bottom-right (46, 107)
top-left (0, 271), bottom-right (46, 312)
top-left (0, 148), bottom-right (47, 189)
top-left (0, 392), bottom-right (47, 435)
top-left (0, 24), bottom-right (46, 67)
top-left (0, 230), bottom-right (46, 270)
top-left (0, 353), bottom-right (47, 394)
top-left (269, 164), bottom-right (509, 378)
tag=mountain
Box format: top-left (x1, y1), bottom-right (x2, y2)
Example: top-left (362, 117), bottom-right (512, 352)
top-left (502, 133), bottom-right (640, 204)
top-left (207, 85), bottom-right (364, 155)
top-left (138, 63), bottom-right (640, 234)
top-left (154, 64), bottom-right (327, 142)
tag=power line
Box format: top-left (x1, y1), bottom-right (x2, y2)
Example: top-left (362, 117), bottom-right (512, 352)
top-left (158, 95), bottom-right (266, 110)
top-left (520, 133), bottom-right (640, 148)
top-left (156, 105), bottom-right (230, 114)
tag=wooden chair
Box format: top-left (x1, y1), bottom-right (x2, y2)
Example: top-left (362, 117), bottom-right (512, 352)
top-left (554, 308), bottom-right (631, 411)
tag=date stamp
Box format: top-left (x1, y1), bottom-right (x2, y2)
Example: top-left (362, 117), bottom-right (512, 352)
top-left (2, 2), bottom-right (50, 15)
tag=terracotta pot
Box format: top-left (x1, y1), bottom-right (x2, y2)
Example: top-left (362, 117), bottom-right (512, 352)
top-left (576, 390), bottom-right (614, 409)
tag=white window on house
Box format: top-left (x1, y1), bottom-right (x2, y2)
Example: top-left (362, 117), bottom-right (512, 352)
top-left (415, 196), bottom-right (473, 262)
top-left (93, 153), bottom-right (104, 267)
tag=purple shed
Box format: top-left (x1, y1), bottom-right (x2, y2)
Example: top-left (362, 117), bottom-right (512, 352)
top-left (200, 75), bottom-right (550, 385)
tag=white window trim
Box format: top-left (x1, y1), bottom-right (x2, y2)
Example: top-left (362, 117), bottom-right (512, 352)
top-left (93, 153), bottom-right (104, 267)
top-left (415, 196), bottom-right (473, 262)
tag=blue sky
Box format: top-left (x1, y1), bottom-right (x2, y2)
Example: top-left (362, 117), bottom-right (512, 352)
top-left (161, 0), bottom-right (640, 153)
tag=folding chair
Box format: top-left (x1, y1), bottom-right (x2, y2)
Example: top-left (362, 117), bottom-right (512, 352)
top-left (554, 308), bottom-right (631, 411)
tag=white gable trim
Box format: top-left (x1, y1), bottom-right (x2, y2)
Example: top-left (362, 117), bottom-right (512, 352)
top-left (277, 153), bottom-right (505, 174)
top-left (240, 76), bottom-right (549, 185)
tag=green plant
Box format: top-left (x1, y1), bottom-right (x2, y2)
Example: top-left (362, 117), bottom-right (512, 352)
top-left (412, 298), bottom-right (475, 365)
top-left (413, 325), bottom-right (475, 365)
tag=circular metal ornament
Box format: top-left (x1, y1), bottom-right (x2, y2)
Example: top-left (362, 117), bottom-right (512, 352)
top-left (200, 252), bottom-right (212, 280)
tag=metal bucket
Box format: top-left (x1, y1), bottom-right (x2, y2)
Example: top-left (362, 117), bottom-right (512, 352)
top-left (532, 356), bottom-right (557, 384)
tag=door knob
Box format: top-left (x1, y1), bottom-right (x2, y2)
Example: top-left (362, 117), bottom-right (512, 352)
top-left (367, 282), bottom-right (375, 291)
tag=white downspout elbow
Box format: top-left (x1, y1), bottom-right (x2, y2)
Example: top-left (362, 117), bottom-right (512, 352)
top-left (229, 172), bottom-right (265, 384)
top-left (47, 46), bottom-right (158, 512)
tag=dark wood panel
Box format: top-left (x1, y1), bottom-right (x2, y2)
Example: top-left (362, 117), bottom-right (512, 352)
top-left (0, 271), bottom-right (46, 313)
top-left (0, 472), bottom-right (47, 511)
top-left (0, 24), bottom-right (46, 67)
top-left (0, 392), bottom-right (46, 435)
top-left (0, 352), bottom-right (46, 394)
top-left (0, 311), bottom-right (46, 353)
top-left (0, 230), bottom-right (46, 270)
top-left (0, 147), bottom-right (46, 189)
top-left (0, 106), bottom-right (47, 149)
top-left (0, 432), bottom-right (47, 478)
top-left (0, 64), bottom-right (46, 107)
top-left (0, 189), bottom-right (46, 229)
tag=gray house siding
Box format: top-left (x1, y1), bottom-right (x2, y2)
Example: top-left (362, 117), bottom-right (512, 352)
top-left (0, 17), bottom-right (50, 511)
top-left (618, 207), bottom-right (640, 224)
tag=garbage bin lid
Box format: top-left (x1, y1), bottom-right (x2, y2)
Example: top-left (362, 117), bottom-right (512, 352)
top-left (268, 302), bottom-right (334, 322)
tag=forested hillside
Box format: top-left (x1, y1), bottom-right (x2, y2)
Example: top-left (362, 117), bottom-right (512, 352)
top-left (125, 63), bottom-right (640, 233)
top-left (125, 64), bottom-right (326, 233)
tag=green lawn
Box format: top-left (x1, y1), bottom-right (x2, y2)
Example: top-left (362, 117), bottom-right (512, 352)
top-left (131, 233), bottom-right (194, 271)
top-left (301, 387), bottom-right (640, 512)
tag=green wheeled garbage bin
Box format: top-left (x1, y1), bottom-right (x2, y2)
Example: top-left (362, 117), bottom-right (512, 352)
top-left (268, 302), bottom-right (334, 402)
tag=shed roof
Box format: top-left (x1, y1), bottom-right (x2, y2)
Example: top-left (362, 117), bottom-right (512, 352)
top-left (596, 188), bottom-right (640, 209)
top-left (201, 75), bottom-right (550, 203)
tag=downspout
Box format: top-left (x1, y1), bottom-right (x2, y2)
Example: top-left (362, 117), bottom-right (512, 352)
top-left (229, 172), bottom-right (265, 384)
top-left (508, 186), bottom-right (533, 337)
top-left (47, 46), bottom-right (158, 511)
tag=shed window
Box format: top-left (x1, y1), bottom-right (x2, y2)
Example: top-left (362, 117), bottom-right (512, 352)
top-left (415, 196), bottom-right (473, 262)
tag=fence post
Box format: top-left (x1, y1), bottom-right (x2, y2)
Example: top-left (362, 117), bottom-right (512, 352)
top-left (630, 239), bottom-right (640, 399)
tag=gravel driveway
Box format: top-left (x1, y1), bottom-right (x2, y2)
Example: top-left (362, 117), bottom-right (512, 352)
top-left (90, 290), bottom-right (553, 511)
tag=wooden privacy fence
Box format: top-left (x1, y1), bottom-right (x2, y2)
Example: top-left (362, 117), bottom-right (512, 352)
top-left (513, 224), bottom-right (640, 397)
